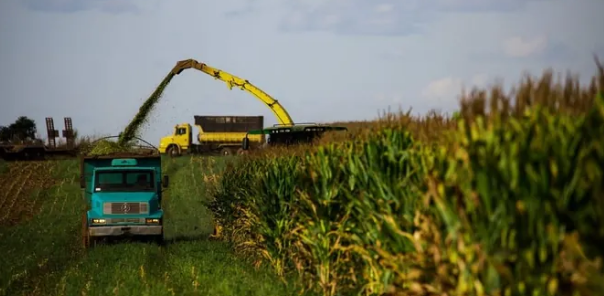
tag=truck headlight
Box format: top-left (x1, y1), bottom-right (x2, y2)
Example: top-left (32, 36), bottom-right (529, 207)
top-left (92, 219), bottom-right (106, 224)
top-left (146, 218), bottom-right (161, 224)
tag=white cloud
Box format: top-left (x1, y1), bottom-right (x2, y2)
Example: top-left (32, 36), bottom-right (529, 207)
top-left (503, 36), bottom-right (548, 57)
top-left (421, 74), bottom-right (490, 102)
top-left (422, 77), bottom-right (462, 100)
top-left (375, 93), bottom-right (404, 104)
top-left (278, 0), bottom-right (546, 36)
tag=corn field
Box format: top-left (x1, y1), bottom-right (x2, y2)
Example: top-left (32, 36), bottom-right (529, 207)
top-left (0, 161), bottom-right (57, 227)
top-left (210, 62), bottom-right (604, 296)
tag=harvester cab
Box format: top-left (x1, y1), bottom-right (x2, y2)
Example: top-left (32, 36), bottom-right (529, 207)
top-left (241, 123), bottom-right (347, 150)
top-left (80, 136), bottom-right (168, 248)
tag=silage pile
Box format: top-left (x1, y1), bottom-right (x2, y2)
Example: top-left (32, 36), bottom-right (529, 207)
top-left (86, 139), bottom-right (132, 156)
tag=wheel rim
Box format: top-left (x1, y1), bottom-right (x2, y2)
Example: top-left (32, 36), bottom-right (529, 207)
top-left (168, 147), bottom-right (177, 157)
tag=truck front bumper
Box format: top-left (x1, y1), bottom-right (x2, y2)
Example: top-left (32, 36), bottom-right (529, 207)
top-left (89, 225), bottom-right (163, 237)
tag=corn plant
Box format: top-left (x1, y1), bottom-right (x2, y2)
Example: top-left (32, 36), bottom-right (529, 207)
top-left (210, 61), bottom-right (604, 296)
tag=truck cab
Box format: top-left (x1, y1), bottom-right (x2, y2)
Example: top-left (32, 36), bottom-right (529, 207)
top-left (158, 123), bottom-right (192, 156)
top-left (80, 153), bottom-right (168, 247)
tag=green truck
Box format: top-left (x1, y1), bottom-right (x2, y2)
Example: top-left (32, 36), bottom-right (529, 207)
top-left (80, 146), bottom-right (168, 248)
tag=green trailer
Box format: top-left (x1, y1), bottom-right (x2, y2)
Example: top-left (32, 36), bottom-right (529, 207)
top-left (241, 123), bottom-right (347, 150)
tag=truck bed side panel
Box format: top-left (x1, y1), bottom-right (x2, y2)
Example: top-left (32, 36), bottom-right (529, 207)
top-left (198, 133), bottom-right (263, 143)
top-left (194, 115), bottom-right (263, 132)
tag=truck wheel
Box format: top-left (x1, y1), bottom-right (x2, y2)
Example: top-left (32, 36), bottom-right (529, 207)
top-left (82, 213), bottom-right (90, 249)
top-left (82, 213), bottom-right (99, 249)
top-left (154, 232), bottom-right (165, 246)
top-left (167, 146), bottom-right (180, 158)
top-left (34, 150), bottom-right (44, 160)
top-left (220, 148), bottom-right (233, 156)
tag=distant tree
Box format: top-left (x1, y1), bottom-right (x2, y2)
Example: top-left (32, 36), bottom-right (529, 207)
top-left (0, 126), bottom-right (10, 142)
top-left (2, 116), bottom-right (37, 141)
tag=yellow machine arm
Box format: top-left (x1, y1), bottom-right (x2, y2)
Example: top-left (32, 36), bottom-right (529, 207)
top-left (170, 59), bottom-right (295, 126)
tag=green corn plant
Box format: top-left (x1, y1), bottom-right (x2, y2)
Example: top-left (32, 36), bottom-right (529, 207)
top-left (209, 61), bottom-right (604, 296)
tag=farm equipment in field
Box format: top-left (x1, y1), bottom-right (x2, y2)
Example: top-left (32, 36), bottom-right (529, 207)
top-left (241, 123), bottom-right (348, 151)
top-left (159, 115), bottom-right (265, 157)
top-left (167, 59), bottom-right (294, 126)
top-left (0, 117), bottom-right (78, 161)
top-left (80, 136), bottom-right (168, 248)
top-left (151, 58), bottom-right (348, 156)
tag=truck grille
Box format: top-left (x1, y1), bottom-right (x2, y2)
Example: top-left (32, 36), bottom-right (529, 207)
top-left (107, 218), bottom-right (145, 224)
top-left (103, 202), bottom-right (149, 214)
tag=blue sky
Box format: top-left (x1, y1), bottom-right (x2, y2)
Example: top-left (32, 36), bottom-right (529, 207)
top-left (1, 0), bottom-right (603, 143)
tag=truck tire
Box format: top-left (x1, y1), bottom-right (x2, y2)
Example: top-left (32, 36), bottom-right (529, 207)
top-left (166, 145), bottom-right (180, 158)
top-left (220, 147), bottom-right (233, 156)
top-left (82, 213), bottom-right (91, 249)
top-left (81, 213), bottom-right (98, 249)
top-left (33, 149), bottom-right (44, 160)
top-left (154, 231), bottom-right (165, 246)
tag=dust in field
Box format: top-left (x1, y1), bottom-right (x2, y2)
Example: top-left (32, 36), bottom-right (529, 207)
top-left (0, 161), bottom-right (58, 226)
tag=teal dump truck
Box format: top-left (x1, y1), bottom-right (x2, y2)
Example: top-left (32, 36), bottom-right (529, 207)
top-left (80, 148), bottom-right (168, 248)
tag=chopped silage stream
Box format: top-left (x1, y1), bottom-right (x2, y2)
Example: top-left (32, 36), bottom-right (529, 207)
top-left (117, 72), bottom-right (176, 147)
top-left (85, 71), bottom-right (175, 154)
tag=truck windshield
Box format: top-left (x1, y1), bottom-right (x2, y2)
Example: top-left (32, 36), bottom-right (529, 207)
top-left (94, 170), bottom-right (154, 192)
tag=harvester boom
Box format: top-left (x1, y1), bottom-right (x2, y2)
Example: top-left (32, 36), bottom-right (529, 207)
top-left (171, 59), bottom-right (295, 126)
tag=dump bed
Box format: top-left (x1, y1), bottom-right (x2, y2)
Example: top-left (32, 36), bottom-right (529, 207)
top-left (194, 115), bottom-right (263, 132)
top-left (194, 115), bottom-right (264, 144)
top-left (198, 132), bottom-right (263, 143)
top-left (79, 153), bottom-right (162, 201)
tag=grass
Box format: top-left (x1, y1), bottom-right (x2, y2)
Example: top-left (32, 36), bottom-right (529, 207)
top-left (0, 156), bottom-right (303, 296)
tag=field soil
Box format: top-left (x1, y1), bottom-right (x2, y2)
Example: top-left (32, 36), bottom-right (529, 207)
top-left (0, 157), bottom-right (301, 296)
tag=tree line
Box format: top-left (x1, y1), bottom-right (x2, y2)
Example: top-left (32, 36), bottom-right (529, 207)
top-left (0, 116), bottom-right (37, 142)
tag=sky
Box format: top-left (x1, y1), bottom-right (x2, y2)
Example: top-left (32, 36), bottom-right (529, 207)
top-left (1, 0), bottom-right (603, 143)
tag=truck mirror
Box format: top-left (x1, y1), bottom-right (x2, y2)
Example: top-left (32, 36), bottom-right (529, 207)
top-left (163, 175), bottom-right (169, 188)
top-left (242, 137), bottom-right (250, 150)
